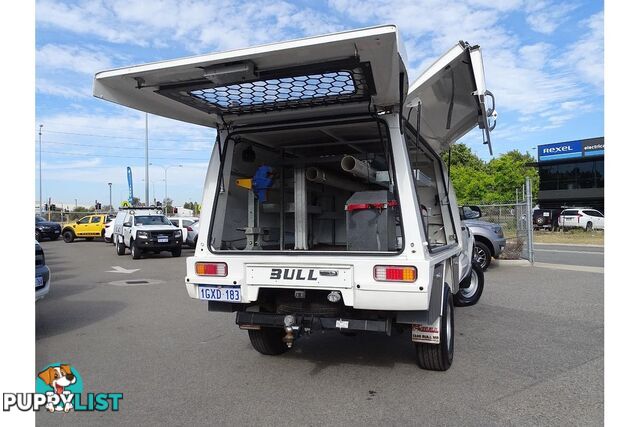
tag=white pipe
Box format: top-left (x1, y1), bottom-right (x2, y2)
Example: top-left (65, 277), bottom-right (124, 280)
top-left (305, 167), bottom-right (367, 192)
top-left (341, 155), bottom-right (377, 183)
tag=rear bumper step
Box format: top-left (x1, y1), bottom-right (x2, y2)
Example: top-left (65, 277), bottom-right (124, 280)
top-left (235, 312), bottom-right (391, 334)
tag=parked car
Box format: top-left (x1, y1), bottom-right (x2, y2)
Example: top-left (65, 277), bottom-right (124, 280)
top-left (113, 208), bottom-right (182, 259)
top-left (169, 216), bottom-right (198, 245)
top-left (558, 208), bottom-right (604, 231)
top-left (35, 216), bottom-right (61, 241)
top-left (36, 241), bottom-right (50, 301)
top-left (61, 214), bottom-right (109, 243)
top-left (532, 208), bottom-right (563, 231)
top-left (185, 220), bottom-right (199, 248)
top-left (460, 206), bottom-right (506, 270)
top-left (104, 218), bottom-right (115, 243)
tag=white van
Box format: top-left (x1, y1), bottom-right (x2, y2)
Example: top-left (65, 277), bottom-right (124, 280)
top-left (94, 25), bottom-right (496, 370)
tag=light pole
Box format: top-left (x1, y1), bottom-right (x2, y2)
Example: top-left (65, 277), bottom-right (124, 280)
top-left (108, 182), bottom-right (113, 212)
top-left (39, 124), bottom-right (43, 214)
top-left (149, 163), bottom-right (183, 214)
top-left (145, 113), bottom-right (149, 206)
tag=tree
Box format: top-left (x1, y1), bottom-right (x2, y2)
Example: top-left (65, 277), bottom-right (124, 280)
top-left (441, 144), bottom-right (539, 204)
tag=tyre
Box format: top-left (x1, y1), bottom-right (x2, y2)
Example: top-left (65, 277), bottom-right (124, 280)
top-left (454, 263), bottom-right (484, 307)
top-left (36, 230), bottom-right (42, 242)
top-left (473, 241), bottom-right (492, 270)
top-left (171, 247), bottom-right (182, 257)
top-left (415, 286), bottom-right (454, 371)
top-left (116, 238), bottom-right (125, 255)
top-left (585, 221), bottom-right (593, 231)
top-left (248, 328), bottom-right (289, 355)
top-left (535, 216), bottom-right (545, 226)
top-left (131, 242), bottom-right (142, 259)
top-left (63, 230), bottom-right (75, 243)
top-left (104, 236), bottom-right (111, 243)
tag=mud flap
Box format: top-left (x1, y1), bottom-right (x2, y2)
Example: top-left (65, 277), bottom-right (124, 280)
top-left (411, 317), bottom-right (440, 344)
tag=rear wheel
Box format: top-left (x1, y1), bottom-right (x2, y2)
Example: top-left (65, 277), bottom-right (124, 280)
top-left (63, 230), bottom-right (75, 243)
top-left (248, 328), bottom-right (289, 355)
top-left (473, 241), bottom-right (492, 270)
top-left (115, 238), bottom-right (125, 255)
top-left (415, 286), bottom-right (454, 371)
top-left (454, 263), bottom-right (484, 307)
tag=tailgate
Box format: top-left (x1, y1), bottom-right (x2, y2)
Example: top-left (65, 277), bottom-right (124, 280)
top-left (246, 265), bottom-right (352, 288)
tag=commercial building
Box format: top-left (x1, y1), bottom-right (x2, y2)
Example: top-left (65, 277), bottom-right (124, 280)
top-left (536, 137), bottom-right (604, 212)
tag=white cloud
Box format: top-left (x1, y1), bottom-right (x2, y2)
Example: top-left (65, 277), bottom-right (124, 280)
top-left (525, 1), bottom-right (578, 34)
top-left (36, 44), bottom-right (114, 74)
top-left (36, 78), bottom-right (90, 99)
top-left (553, 11), bottom-right (604, 92)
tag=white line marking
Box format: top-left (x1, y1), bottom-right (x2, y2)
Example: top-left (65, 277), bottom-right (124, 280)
top-left (106, 266), bottom-right (140, 274)
top-left (533, 262), bottom-right (604, 274)
top-left (535, 249), bottom-right (604, 255)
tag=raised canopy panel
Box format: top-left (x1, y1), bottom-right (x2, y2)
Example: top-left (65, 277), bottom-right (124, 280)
top-left (405, 42), bottom-right (496, 154)
top-left (94, 25), bottom-right (407, 128)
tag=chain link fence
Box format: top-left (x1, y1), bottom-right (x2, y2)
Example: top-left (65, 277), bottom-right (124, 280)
top-left (465, 178), bottom-right (534, 263)
top-left (36, 210), bottom-right (115, 223)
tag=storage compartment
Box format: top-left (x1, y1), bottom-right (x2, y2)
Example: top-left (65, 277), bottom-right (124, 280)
top-left (209, 119), bottom-right (404, 252)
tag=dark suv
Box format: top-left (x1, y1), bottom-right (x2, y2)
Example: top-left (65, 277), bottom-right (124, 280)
top-left (532, 208), bottom-right (563, 231)
top-left (35, 216), bottom-right (61, 241)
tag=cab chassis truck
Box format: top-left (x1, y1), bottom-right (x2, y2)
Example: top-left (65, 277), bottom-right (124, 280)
top-left (94, 25), bottom-right (496, 370)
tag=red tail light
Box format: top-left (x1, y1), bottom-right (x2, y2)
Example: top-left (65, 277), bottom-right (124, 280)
top-left (195, 262), bottom-right (227, 276)
top-left (187, 226), bottom-right (193, 231)
top-left (374, 265), bottom-right (417, 282)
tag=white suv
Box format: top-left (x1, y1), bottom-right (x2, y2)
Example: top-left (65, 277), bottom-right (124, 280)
top-left (559, 208), bottom-right (604, 231)
top-left (113, 208), bottom-right (183, 259)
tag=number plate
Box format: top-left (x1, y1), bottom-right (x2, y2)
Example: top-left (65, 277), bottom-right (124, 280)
top-left (543, 212), bottom-right (550, 217)
top-left (36, 276), bottom-right (44, 288)
top-left (198, 286), bottom-right (241, 302)
top-left (158, 235), bottom-right (169, 243)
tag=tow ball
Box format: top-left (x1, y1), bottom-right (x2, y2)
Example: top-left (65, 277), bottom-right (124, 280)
top-left (283, 315), bottom-right (299, 348)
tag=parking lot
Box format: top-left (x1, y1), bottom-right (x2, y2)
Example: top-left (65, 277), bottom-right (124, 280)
top-left (36, 239), bottom-right (603, 425)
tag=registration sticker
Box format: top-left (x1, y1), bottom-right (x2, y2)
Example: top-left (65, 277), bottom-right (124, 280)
top-left (412, 322), bottom-right (440, 344)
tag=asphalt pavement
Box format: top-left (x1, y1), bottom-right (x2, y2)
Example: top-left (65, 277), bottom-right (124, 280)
top-left (36, 239), bottom-right (603, 426)
top-left (533, 243), bottom-right (604, 268)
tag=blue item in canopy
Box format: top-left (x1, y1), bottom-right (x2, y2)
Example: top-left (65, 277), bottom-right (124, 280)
top-left (252, 165), bottom-right (273, 203)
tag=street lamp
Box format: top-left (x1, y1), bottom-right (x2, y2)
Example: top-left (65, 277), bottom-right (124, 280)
top-left (108, 182), bottom-right (113, 212)
top-left (39, 124), bottom-right (43, 214)
top-left (149, 163), bottom-right (183, 214)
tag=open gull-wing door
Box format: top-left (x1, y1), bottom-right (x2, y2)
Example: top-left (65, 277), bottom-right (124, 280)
top-left (94, 25), bottom-right (408, 129)
top-left (404, 42), bottom-right (496, 154)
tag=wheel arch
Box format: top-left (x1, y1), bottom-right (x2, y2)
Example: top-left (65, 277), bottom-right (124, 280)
top-left (473, 235), bottom-right (495, 257)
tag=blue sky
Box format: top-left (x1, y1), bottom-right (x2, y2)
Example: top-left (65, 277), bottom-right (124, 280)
top-left (35, 0), bottom-right (604, 209)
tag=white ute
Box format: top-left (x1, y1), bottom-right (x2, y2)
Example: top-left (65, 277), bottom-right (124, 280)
top-left (94, 25), bottom-right (496, 370)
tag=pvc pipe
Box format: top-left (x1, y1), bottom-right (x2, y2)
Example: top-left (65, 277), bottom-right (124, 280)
top-left (341, 155), bottom-right (377, 183)
top-left (305, 167), bottom-right (367, 192)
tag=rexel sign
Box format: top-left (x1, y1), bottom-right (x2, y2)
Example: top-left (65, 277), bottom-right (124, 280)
top-left (537, 140), bottom-right (583, 161)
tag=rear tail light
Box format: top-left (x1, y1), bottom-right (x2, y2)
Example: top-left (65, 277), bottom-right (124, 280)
top-left (374, 265), bottom-right (417, 282)
top-left (195, 262), bottom-right (227, 276)
top-left (187, 227), bottom-right (193, 231)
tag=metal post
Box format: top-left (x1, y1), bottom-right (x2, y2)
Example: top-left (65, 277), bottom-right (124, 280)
top-left (294, 168), bottom-right (308, 250)
top-left (145, 113), bottom-right (149, 206)
top-left (39, 124), bottom-right (43, 214)
top-left (108, 182), bottom-right (112, 212)
top-left (525, 177), bottom-right (534, 264)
